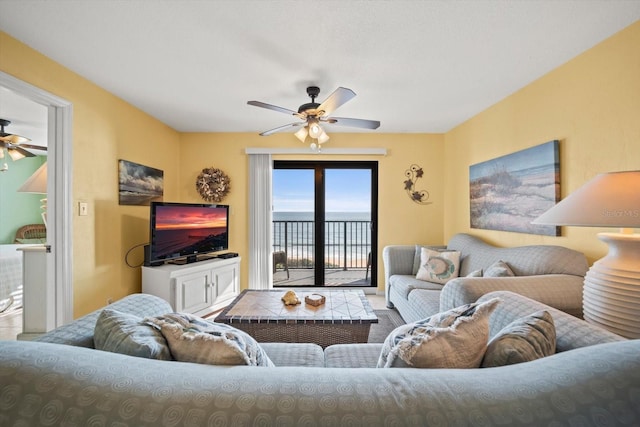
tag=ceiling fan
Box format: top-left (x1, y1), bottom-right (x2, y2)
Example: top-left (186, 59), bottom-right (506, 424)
top-left (247, 86), bottom-right (380, 150)
top-left (0, 118), bottom-right (48, 161)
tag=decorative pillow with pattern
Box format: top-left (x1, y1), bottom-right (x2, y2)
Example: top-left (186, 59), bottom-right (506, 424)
top-left (412, 245), bottom-right (448, 275)
top-left (377, 297), bottom-right (500, 368)
top-left (482, 310), bottom-right (556, 367)
top-left (484, 260), bottom-right (515, 277)
top-left (94, 308), bottom-right (172, 360)
top-left (147, 313), bottom-right (274, 367)
top-left (416, 248), bottom-right (461, 284)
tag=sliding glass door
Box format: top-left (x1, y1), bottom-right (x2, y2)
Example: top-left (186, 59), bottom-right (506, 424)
top-left (272, 161), bottom-right (377, 288)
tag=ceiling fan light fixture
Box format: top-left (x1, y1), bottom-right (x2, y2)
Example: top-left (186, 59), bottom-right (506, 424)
top-left (317, 129), bottom-right (330, 144)
top-left (247, 86), bottom-right (379, 151)
top-left (0, 134), bottom-right (31, 144)
top-left (7, 149), bottom-right (26, 161)
top-left (0, 119), bottom-right (31, 144)
top-left (294, 126), bottom-right (308, 143)
top-left (308, 120), bottom-right (322, 139)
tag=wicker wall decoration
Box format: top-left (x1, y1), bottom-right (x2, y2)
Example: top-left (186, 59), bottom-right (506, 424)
top-left (196, 167), bottom-right (231, 202)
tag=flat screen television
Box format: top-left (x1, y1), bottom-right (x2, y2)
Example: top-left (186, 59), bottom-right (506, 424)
top-left (148, 202), bottom-right (229, 265)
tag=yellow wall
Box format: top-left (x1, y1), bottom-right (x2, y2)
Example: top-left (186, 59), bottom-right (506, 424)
top-left (0, 32), bottom-right (181, 316)
top-left (444, 21), bottom-right (640, 264)
top-left (1, 31), bottom-right (444, 314)
top-left (2, 20), bottom-right (639, 316)
top-left (179, 132), bottom-right (445, 292)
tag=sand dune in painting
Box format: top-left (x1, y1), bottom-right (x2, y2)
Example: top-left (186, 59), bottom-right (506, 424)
top-left (470, 165), bottom-right (559, 236)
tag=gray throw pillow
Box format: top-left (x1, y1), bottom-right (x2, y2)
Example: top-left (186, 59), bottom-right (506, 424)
top-left (377, 297), bottom-right (500, 368)
top-left (94, 308), bottom-right (172, 360)
top-left (147, 313), bottom-right (274, 367)
top-left (484, 260), bottom-right (515, 277)
top-left (481, 310), bottom-right (556, 367)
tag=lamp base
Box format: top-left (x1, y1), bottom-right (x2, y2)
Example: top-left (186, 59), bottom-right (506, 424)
top-left (583, 232), bottom-right (640, 339)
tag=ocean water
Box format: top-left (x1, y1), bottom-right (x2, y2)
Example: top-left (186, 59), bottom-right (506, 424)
top-left (272, 212), bottom-right (371, 265)
top-left (273, 212), bottom-right (370, 221)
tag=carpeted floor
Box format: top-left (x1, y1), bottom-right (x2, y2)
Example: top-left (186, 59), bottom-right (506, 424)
top-left (368, 309), bottom-right (405, 343)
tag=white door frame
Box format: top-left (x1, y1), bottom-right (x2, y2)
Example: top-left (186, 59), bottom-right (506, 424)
top-left (1, 71), bottom-right (73, 326)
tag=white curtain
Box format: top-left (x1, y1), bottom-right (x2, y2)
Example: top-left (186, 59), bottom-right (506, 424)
top-left (248, 154), bottom-right (273, 290)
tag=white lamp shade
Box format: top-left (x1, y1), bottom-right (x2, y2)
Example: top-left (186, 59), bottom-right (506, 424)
top-left (18, 162), bottom-right (47, 194)
top-left (294, 126), bottom-right (308, 143)
top-left (308, 120), bottom-right (322, 139)
top-left (317, 130), bottom-right (330, 144)
top-left (533, 170), bottom-right (640, 338)
top-left (0, 133), bottom-right (31, 144)
top-left (7, 149), bottom-right (26, 161)
top-left (533, 170), bottom-right (640, 228)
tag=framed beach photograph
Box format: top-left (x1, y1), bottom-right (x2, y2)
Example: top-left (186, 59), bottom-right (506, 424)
top-left (118, 159), bottom-right (164, 206)
top-left (469, 140), bottom-right (560, 236)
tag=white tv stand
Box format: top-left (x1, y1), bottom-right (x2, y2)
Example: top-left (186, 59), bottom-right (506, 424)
top-left (142, 256), bottom-right (240, 316)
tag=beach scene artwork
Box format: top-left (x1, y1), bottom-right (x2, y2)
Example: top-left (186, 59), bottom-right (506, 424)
top-left (118, 159), bottom-right (164, 206)
top-left (469, 140), bottom-right (560, 236)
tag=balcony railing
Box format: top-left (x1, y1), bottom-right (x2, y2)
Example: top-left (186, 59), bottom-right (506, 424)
top-left (272, 220), bottom-right (371, 270)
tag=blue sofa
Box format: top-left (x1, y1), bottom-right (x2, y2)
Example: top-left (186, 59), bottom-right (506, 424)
top-left (1, 291), bottom-right (638, 426)
top-left (384, 233), bottom-right (589, 323)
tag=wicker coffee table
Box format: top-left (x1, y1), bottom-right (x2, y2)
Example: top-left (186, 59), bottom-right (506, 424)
top-left (215, 289), bottom-right (378, 348)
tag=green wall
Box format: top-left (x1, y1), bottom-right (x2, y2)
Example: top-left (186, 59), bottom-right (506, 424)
top-left (0, 155), bottom-right (46, 244)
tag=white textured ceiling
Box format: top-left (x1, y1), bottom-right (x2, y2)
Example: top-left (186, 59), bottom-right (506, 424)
top-left (1, 0), bottom-right (639, 141)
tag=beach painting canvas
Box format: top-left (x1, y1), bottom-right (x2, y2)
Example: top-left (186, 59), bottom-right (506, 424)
top-left (118, 159), bottom-right (164, 206)
top-left (469, 140), bottom-right (560, 236)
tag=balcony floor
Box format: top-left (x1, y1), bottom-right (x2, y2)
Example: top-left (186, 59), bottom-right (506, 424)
top-left (273, 268), bottom-right (372, 287)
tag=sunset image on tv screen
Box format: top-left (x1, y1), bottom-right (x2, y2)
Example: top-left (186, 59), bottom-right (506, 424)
top-left (151, 205), bottom-right (229, 260)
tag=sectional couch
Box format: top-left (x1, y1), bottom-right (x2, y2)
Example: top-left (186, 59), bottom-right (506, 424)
top-left (384, 233), bottom-right (589, 323)
top-left (1, 291), bottom-right (639, 426)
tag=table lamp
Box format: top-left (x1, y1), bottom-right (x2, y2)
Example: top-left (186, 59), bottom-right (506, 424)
top-left (17, 162), bottom-right (48, 226)
top-left (532, 170), bottom-right (640, 339)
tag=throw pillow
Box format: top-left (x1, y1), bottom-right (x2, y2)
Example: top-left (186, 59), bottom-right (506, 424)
top-left (94, 308), bottom-right (172, 360)
top-left (416, 248), bottom-right (461, 284)
top-left (147, 313), bottom-right (274, 367)
top-left (484, 260), bottom-right (515, 277)
top-left (412, 245), bottom-right (448, 275)
top-left (481, 310), bottom-right (556, 367)
top-left (466, 269), bottom-right (483, 277)
top-left (377, 297), bottom-right (500, 368)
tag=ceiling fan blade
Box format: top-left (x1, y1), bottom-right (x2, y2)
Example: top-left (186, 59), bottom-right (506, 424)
top-left (18, 143), bottom-right (48, 151)
top-left (317, 87), bottom-right (356, 116)
top-left (8, 146), bottom-right (35, 159)
top-left (260, 122), bottom-right (305, 136)
top-left (324, 117), bottom-right (380, 130)
top-left (247, 101), bottom-right (297, 116)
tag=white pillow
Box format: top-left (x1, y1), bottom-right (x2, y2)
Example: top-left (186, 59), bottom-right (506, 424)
top-left (377, 297), bottom-right (500, 368)
top-left (416, 248), bottom-right (461, 284)
top-left (147, 313), bottom-right (274, 367)
top-left (411, 245), bottom-right (448, 275)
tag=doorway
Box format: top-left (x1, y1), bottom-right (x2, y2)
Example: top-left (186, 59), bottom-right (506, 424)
top-left (0, 71), bottom-right (73, 332)
top-left (272, 160), bottom-right (378, 288)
